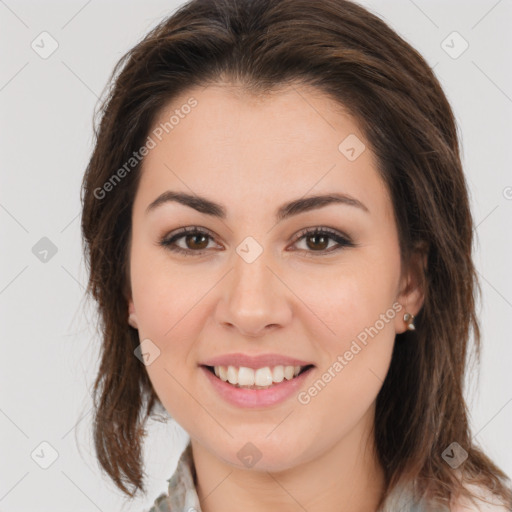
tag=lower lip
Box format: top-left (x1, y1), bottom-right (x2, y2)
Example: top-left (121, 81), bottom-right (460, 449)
top-left (200, 365), bottom-right (314, 408)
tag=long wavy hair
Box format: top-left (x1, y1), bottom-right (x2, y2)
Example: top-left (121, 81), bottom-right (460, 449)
top-left (80, 0), bottom-right (512, 508)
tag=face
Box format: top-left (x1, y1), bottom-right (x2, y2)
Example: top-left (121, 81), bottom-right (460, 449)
top-left (127, 83), bottom-right (424, 471)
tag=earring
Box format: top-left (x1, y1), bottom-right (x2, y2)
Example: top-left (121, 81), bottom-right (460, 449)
top-left (403, 312), bottom-right (415, 331)
top-left (128, 313), bottom-right (138, 329)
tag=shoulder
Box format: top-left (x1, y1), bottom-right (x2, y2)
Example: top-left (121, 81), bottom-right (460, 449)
top-left (450, 483), bottom-right (511, 512)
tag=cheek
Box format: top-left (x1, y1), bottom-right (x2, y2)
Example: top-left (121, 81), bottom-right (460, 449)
top-left (287, 250), bottom-right (399, 401)
top-left (129, 247), bottom-right (209, 419)
top-left (130, 241), bottom-right (209, 340)
top-left (289, 253), bottom-right (399, 347)
top-left (291, 271), bottom-right (397, 437)
top-left (301, 278), bottom-right (397, 387)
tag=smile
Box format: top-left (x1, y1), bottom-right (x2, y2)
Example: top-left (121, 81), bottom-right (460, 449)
top-left (207, 364), bottom-right (313, 389)
top-left (200, 364), bottom-right (315, 408)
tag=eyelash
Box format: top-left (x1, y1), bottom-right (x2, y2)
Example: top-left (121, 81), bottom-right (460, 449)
top-left (159, 226), bottom-right (355, 257)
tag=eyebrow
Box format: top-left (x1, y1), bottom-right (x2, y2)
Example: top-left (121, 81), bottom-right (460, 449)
top-left (145, 190), bottom-right (369, 221)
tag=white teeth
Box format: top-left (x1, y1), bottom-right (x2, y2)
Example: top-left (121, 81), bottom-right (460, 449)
top-left (258, 368), bottom-right (274, 386)
top-left (238, 366), bottom-right (254, 386)
top-left (272, 365), bottom-right (284, 383)
top-left (219, 365), bottom-right (228, 381)
top-left (212, 364), bottom-right (305, 388)
top-left (227, 366), bottom-right (238, 385)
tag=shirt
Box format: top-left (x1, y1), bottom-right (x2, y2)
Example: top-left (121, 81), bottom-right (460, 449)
top-left (143, 442), bottom-right (511, 512)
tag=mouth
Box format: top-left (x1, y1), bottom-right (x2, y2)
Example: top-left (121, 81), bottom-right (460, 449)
top-left (201, 364), bottom-right (315, 390)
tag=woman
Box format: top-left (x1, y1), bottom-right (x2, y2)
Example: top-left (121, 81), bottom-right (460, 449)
top-left (80, 0), bottom-right (512, 510)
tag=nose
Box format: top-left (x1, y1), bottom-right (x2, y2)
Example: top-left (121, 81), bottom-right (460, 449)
top-left (215, 248), bottom-right (292, 338)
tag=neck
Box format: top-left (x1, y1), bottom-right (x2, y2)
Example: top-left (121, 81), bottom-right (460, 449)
top-left (191, 410), bottom-right (385, 512)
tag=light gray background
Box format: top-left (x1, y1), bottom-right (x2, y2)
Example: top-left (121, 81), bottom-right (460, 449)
top-left (1, 1), bottom-right (511, 511)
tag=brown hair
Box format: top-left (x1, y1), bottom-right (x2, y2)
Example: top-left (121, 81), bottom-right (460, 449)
top-left (80, 0), bottom-right (512, 508)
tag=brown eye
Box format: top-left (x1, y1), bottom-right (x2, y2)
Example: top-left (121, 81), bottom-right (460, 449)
top-left (160, 227), bottom-right (217, 255)
top-left (305, 233), bottom-right (330, 251)
top-left (183, 233), bottom-right (209, 250)
top-left (160, 226), bottom-right (355, 257)
top-left (292, 227), bottom-right (355, 256)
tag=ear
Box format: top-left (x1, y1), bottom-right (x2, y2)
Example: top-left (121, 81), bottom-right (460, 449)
top-left (394, 243), bottom-right (428, 334)
top-left (128, 298), bottom-right (139, 329)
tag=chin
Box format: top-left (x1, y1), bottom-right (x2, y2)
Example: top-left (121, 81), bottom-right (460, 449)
top-left (213, 436), bottom-right (309, 473)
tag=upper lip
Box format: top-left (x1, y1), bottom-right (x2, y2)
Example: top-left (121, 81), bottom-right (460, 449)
top-left (200, 353), bottom-right (315, 369)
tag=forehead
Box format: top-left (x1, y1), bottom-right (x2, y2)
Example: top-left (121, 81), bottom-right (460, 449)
top-left (136, 83), bottom-right (392, 223)
top-left (150, 82), bottom-right (363, 155)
